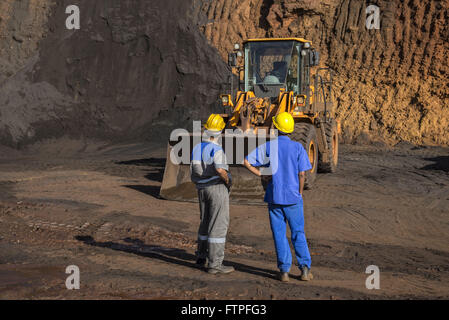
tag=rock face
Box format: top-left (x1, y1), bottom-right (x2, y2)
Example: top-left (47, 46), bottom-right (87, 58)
top-left (0, 0), bottom-right (448, 147)
top-left (197, 0), bottom-right (449, 145)
top-left (0, 0), bottom-right (228, 147)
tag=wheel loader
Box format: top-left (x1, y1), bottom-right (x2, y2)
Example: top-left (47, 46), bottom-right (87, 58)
top-left (160, 38), bottom-right (339, 203)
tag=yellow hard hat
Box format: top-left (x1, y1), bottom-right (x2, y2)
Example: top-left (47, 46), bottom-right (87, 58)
top-left (272, 112), bottom-right (294, 133)
top-left (204, 114), bottom-right (226, 132)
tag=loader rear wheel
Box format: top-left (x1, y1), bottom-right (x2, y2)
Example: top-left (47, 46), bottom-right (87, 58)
top-left (291, 123), bottom-right (318, 189)
top-left (318, 121), bottom-right (339, 173)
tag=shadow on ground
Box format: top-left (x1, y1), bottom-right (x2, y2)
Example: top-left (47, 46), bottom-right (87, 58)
top-left (75, 235), bottom-right (278, 280)
top-left (117, 157), bottom-right (166, 198)
top-left (117, 158), bottom-right (166, 182)
top-left (124, 185), bottom-right (161, 199)
top-left (421, 156), bottom-right (449, 172)
top-left (116, 158), bottom-right (166, 167)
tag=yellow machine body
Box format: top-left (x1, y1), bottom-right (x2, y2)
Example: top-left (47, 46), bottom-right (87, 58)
top-left (160, 38), bottom-right (338, 202)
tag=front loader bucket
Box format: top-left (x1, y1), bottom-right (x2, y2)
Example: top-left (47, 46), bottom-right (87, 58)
top-left (159, 132), bottom-right (272, 205)
top-left (159, 143), bottom-right (198, 202)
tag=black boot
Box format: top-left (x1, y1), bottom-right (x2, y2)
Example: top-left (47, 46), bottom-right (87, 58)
top-left (196, 257), bottom-right (208, 268)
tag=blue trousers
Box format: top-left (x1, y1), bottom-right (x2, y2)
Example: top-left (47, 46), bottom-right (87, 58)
top-left (268, 202), bottom-right (312, 272)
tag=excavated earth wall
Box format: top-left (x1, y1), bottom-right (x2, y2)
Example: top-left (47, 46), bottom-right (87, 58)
top-left (0, 0), bottom-right (447, 147)
top-left (197, 0), bottom-right (449, 145)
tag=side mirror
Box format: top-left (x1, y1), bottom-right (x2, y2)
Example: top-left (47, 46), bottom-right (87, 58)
top-left (309, 50), bottom-right (320, 66)
top-left (228, 52), bottom-right (237, 67)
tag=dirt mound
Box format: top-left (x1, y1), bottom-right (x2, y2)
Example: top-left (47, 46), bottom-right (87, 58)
top-left (0, 0), bottom-right (53, 83)
top-left (0, 0), bottom-right (228, 148)
top-left (197, 0), bottom-right (449, 146)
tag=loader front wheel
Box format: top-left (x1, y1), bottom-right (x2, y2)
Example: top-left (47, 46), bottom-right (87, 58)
top-left (291, 123), bottom-right (318, 189)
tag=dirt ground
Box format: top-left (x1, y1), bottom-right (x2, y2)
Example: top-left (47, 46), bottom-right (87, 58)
top-left (0, 141), bottom-right (448, 299)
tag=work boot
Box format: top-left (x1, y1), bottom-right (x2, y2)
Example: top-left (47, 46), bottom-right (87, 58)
top-left (208, 264), bottom-right (235, 274)
top-left (279, 272), bottom-right (289, 282)
top-left (300, 266), bottom-right (313, 281)
top-left (196, 257), bottom-right (208, 268)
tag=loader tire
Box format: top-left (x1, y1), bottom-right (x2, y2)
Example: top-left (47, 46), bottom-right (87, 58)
top-left (290, 123), bottom-right (318, 189)
top-left (318, 121), bottom-right (339, 173)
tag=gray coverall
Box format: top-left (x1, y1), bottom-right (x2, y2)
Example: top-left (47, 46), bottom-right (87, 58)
top-left (190, 140), bottom-right (230, 269)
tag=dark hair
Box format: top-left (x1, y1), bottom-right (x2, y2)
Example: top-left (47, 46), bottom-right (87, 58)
top-left (278, 131), bottom-right (290, 136)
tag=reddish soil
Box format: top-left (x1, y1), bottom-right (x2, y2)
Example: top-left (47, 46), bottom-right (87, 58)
top-left (0, 141), bottom-right (448, 299)
top-left (199, 0), bottom-right (449, 146)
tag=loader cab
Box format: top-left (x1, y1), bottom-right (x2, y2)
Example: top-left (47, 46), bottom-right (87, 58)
top-left (243, 39), bottom-right (314, 99)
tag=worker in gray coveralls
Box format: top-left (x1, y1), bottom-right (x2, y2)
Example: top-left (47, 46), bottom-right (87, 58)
top-left (190, 114), bottom-right (234, 274)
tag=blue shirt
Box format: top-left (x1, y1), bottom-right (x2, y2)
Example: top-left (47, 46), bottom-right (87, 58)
top-left (190, 141), bottom-right (229, 189)
top-left (245, 135), bottom-right (312, 205)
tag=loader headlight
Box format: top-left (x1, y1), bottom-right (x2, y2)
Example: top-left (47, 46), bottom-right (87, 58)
top-left (296, 95), bottom-right (306, 106)
top-left (220, 94), bottom-right (231, 106)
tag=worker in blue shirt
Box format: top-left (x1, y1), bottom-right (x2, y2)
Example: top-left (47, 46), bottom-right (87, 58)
top-left (243, 112), bottom-right (313, 282)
